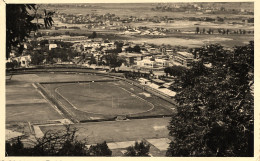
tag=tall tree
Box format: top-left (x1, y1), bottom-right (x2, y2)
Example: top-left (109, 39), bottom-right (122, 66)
top-left (167, 42), bottom-right (254, 157)
top-left (103, 53), bottom-right (126, 70)
top-left (6, 4), bottom-right (54, 59)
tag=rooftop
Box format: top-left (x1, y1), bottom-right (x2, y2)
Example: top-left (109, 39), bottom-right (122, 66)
top-left (177, 51), bottom-right (194, 58)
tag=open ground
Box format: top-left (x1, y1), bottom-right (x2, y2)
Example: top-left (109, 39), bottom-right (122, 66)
top-left (6, 70), bottom-right (176, 156)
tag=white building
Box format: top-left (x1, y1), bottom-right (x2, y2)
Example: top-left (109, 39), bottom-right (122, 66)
top-left (136, 59), bottom-right (156, 68)
top-left (174, 51), bottom-right (194, 67)
top-left (155, 58), bottom-right (169, 67)
top-left (49, 44), bottom-right (58, 50)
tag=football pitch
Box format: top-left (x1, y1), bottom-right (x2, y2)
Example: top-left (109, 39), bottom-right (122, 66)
top-left (56, 81), bottom-right (154, 115)
top-left (41, 79), bottom-right (175, 122)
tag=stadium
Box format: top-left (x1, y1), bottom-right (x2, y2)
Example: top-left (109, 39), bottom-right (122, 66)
top-left (6, 67), bottom-right (177, 156)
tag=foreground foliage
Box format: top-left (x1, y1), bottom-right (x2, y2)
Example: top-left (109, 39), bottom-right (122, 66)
top-left (124, 141), bottom-right (150, 156)
top-left (167, 42), bottom-right (254, 156)
top-left (6, 125), bottom-right (111, 156)
top-left (6, 4), bottom-right (54, 59)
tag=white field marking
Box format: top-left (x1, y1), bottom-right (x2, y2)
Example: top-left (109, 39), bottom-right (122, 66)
top-left (32, 83), bottom-right (64, 116)
top-left (28, 122), bottom-right (33, 134)
top-left (107, 141), bottom-right (139, 150)
top-left (32, 83), bottom-right (38, 89)
top-left (35, 123), bottom-right (68, 127)
top-left (32, 74), bottom-right (40, 77)
top-left (8, 112), bottom-right (27, 117)
top-left (55, 87), bottom-right (78, 110)
top-left (52, 94), bottom-right (79, 123)
top-left (146, 138), bottom-right (171, 151)
top-left (57, 119), bottom-right (73, 124)
top-left (153, 125), bottom-right (166, 131)
top-left (37, 90), bottom-right (64, 116)
top-left (90, 117), bottom-right (103, 120)
top-left (6, 99), bottom-right (47, 105)
top-left (87, 140), bottom-right (140, 150)
top-left (33, 125), bottom-right (44, 138)
top-left (115, 85), bottom-right (155, 113)
top-left (120, 150), bottom-right (127, 154)
top-left (35, 119), bottom-right (73, 125)
top-left (140, 92), bottom-right (151, 98)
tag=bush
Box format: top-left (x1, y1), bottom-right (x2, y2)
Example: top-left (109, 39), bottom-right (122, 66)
top-left (124, 141), bottom-right (150, 156)
top-left (6, 125), bottom-right (112, 156)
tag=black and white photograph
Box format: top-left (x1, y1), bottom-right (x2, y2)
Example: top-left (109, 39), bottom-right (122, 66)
top-left (2, 0), bottom-right (257, 159)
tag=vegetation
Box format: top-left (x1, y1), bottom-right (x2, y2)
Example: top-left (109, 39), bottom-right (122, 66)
top-left (125, 45), bottom-right (141, 53)
top-left (89, 31), bottom-right (97, 39)
top-left (164, 65), bottom-right (187, 77)
top-left (88, 54), bottom-right (97, 65)
top-left (102, 53), bottom-right (126, 70)
top-left (167, 42), bottom-right (254, 157)
top-left (6, 125), bottom-right (112, 156)
top-left (89, 142), bottom-right (112, 156)
top-left (6, 61), bottom-right (19, 69)
top-left (30, 51), bottom-right (45, 65)
top-left (124, 141), bottom-right (150, 156)
top-left (6, 4), bottom-right (54, 59)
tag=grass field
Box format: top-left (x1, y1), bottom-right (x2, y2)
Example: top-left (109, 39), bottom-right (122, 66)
top-left (42, 79), bottom-right (175, 121)
top-left (6, 71), bottom-right (176, 155)
top-left (40, 117), bottom-right (171, 144)
top-left (56, 82), bottom-right (153, 115)
top-left (6, 103), bottom-right (62, 122)
top-left (6, 72), bottom-right (110, 123)
top-left (6, 79), bottom-right (63, 123)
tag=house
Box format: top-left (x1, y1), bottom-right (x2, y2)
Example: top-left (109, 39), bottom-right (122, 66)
top-left (165, 49), bottom-right (174, 55)
top-left (136, 59), bottom-right (156, 68)
top-left (49, 44), bottom-right (58, 50)
top-left (13, 55), bottom-right (31, 68)
top-left (174, 51), bottom-right (194, 67)
top-left (118, 52), bottom-right (143, 66)
top-left (155, 58), bottom-right (169, 67)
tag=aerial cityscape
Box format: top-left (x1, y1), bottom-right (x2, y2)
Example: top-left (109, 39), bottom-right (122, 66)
top-left (5, 2), bottom-right (254, 157)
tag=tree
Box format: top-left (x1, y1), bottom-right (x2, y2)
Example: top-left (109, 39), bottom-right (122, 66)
top-left (6, 125), bottom-right (112, 156)
top-left (30, 51), bottom-right (45, 65)
top-left (88, 54), bottom-right (97, 65)
top-left (124, 141), bottom-right (150, 156)
top-left (89, 142), bottom-right (112, 156)
top-left (6, 62), bottom-right (15, 69)
top-left (133, 45), bottom-right (141, 53)
top-left (103, 53), bottom-right (126, 70)
top-left (202, 28), bottom-right (206, 34)
top-left (164, 65), bottom-right (187, 77)
top-left (167, 42), bottom-right (254, 157)
top-left (6, 137), bottom-right (26, 156)
top-left (89, 31), bottom-right (97, 39)
top-left (192, 44), bottom-right (228, 66)
top-left (6, 4), bottom-right (54, 59)
top-left (196, 27), bottom-right (200, 34)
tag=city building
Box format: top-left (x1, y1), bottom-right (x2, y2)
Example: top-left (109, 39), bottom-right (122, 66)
top-left (174, 51), bottom-right (194, 67)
